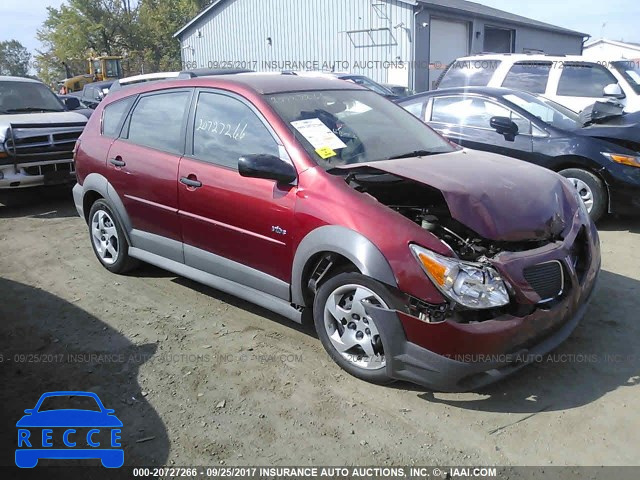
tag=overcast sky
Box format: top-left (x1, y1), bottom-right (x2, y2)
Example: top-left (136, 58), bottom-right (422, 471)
top-left (1, 0), bottom-right (639, 55)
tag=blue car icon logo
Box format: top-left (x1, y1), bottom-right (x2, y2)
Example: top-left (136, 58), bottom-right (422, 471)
top-left (16, 391), bottom-right (124, 468)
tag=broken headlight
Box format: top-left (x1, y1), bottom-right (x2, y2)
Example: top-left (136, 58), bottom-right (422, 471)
top-left (410, 244), bottom-right (509, 309)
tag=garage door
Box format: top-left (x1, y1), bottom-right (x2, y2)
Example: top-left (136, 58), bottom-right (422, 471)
top-left (429, 18), bottom-right (470, 89)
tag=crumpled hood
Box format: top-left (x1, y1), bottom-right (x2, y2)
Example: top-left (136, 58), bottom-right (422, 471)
top-left (576, 112), bottom-right (640, 143)
top-left (341, 150), bottom-right (576, 242)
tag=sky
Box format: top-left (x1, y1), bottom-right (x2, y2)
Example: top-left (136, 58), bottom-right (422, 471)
top-left (0, 0), bottom-right (65, 53)
top-left (478, 0), bottom-right (640, 43)
top-left (1, 0), bottom-right (639, 56)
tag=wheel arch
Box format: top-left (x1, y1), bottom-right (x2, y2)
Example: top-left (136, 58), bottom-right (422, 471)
top-left (550, 155), bottom-right (611, 212)
top-left (291, 226), bottom-right (397, 307)
top-left (79, 173), bottom-right (133, 244)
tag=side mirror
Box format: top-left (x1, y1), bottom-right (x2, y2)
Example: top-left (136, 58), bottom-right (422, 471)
top-left (238, 154), bottom-right (297, 184)
top-left (603, 83), bottom-right (625, 99)
top-left (63, 96), bottom-right (81, 111)
top-left (490, 116), bottom-right (519, 141)
top-left (24, 409), bottom-right (34, 414)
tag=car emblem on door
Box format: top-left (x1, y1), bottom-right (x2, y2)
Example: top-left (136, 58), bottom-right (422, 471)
top-left (272, 226), bottom-right (287, 235)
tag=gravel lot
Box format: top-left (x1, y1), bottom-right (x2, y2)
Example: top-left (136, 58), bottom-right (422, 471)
top-left (1, 186), bottom-right (639, 469)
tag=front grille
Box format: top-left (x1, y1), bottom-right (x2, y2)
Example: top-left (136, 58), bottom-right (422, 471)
top-left (523, 261), bottom-right (564, 302)
top-left (23, 162), bottom-right (74, 176)
top-left (4, 123), bottom-right (84, 165)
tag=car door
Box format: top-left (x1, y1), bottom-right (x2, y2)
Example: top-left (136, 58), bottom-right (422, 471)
top-left (106, 88), bottom-right (193, 262)
top-left (177, 89), bottom-right (296, 299)
top-left (549, 62), bottom-right (620, 112)
top-left (427, 95), bottom-right (534, 160)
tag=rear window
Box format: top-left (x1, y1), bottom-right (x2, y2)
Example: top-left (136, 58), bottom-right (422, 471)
top-left (557, 63), bottom-right (618, 97)
top-left (501, 62), bottom-right (551, 94)
top-left (438, 60), bottom-right (501, 88)
top-left (102, 97), bottom-right (135, 138)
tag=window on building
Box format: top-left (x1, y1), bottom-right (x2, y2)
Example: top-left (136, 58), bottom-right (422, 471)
top-left (484, 26), bottom-right (515, 53)
top-left (192, 92), bottom-right (279, 168)
top-left (127, 90), bottom-right (191, 153)
top-left (501, 62), bottom-right (552, 94)
top-left (557, 63), bottom-right (619, 97)
top-left (102, 96), bottom-right (135, 138)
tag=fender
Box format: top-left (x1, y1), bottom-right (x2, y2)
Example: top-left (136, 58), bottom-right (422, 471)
top-left (291, 225), bottom-right (398, 306)
top-left (75, 173), bottom-right (133, 244)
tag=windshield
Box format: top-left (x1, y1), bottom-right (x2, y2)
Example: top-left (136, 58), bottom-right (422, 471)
top-left (0, 81), bottom-right (64, 114)
top-left (503, 91), bottom-right (579, 130)
top-left (267, 90), bottom-right (455, 168)
top-left (612, 60), bottom-right (640, 95)
top-left (439, 60), bottom-right (502, 88)
top-left (105, 59), bottom-right (122, 79)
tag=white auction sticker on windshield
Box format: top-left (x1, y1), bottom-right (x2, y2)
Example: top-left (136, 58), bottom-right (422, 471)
top-left (290, 118), bottom-right (347, 150)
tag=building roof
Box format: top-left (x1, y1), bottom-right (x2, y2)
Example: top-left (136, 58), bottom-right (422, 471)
top-left (415, 0), bottom-right (588, 37)
top-left (175, 0), bottom-right (225, 38)
top-left (175, 0), bottom-right (588, 39)
top-left (584, 38), bottom-right (640, 52)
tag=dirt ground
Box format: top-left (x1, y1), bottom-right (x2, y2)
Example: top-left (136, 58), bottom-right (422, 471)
top-left (1, 186), bottom-right (639, 470)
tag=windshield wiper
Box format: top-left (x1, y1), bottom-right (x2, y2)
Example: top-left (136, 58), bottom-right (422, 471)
top-left (5, 107), bottom-right (63, 113)
top-left (388, 150), bottom-right (438, 160)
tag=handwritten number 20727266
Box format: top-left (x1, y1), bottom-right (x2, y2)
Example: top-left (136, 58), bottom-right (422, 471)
top-left (196, 118), bottom-right (248, 141)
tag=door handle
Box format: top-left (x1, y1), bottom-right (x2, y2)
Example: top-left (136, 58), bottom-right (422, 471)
top-left (109, 157), bottom-right (126, 167)
top-left (180, 176), bottom-right (202, 188)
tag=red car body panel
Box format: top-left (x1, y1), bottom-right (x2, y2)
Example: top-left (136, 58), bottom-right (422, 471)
top-left (106, 139), bottom-right (183, 242)
top-left (177, 157), bottom-right (297, 281)
top-left (73, 74), bottom-right (601, 391)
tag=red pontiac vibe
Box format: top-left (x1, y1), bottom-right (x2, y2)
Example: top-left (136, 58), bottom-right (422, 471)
top-left (72, 73), bottom-right (600, 391)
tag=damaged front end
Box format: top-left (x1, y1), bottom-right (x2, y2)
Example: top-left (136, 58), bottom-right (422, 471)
top-left (334, 150), bottom-right (601, 391)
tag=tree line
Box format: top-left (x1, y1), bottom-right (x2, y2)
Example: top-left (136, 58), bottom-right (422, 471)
top-left (2, 0), bottom-right (212, 87)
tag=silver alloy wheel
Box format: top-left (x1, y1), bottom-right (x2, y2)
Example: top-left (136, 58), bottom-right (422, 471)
top-left (91, 209), bottom-right (119, 265)
top-left (323, 284), bottom-right (388, 370)
top-left (567, 177), bottom-right (594, 213)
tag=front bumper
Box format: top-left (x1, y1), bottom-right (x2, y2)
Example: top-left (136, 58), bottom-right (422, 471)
top-left (366, 273), bottom-right (597, 392)
top-left (367, 213), bottom-right (601, 392)
top-left (0, 160), bottom-right (75, 189)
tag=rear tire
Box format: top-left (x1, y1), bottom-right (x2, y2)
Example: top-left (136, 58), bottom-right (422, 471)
top-left (88, 199), bottom-right (139, 274)
top-left (559, 168), bottom-right (606, 222)
top-left (313, 271), bottom-right (400, 385)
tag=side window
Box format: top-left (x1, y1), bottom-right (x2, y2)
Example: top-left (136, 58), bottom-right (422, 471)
top-left (557, 64), bottom-right (618, 97)
top-left (102, 96), bottom-right (135, 138)
top-left (501, 62), bottom-right (551, 94)
top-left (127, 90), bottom-right (191, 154)
top-left (192, 92), bottom-right (279, 169)
top-left (431, 96), bottom-right (530, 133)
top-left (402, 100), bottom-right (426, 120)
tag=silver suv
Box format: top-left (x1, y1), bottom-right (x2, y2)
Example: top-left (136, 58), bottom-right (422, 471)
top-left (0, 76), bottom-right (87, 189)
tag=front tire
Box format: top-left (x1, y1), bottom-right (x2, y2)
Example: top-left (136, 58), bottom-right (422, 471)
top-left (559, 168), bottom-right (606, 222)
top-left (313, 272), bottom-right (399, 385)
top-left (88, 199), bottom-right (138, 274)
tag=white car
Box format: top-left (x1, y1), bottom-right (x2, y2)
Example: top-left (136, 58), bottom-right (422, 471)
top-left (0, 76), bottom-right (87, 189)
top-left (436, 54), bottom-right (640, 113)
